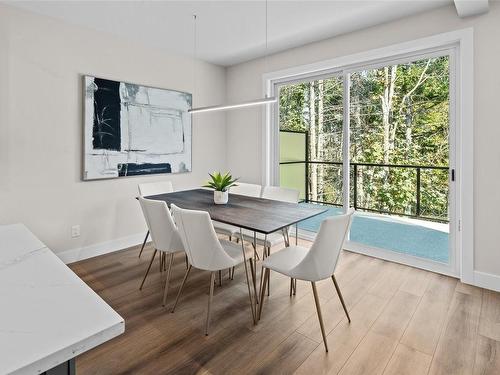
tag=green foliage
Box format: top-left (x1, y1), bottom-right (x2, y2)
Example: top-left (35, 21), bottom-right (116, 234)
top-left (203, 172), bottom-right (239, 192)
top-left (279, 56), bottom-right (450, 221)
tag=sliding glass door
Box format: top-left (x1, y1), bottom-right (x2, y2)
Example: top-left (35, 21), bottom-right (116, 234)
top-left (276, 50), bottom-right (456, 275)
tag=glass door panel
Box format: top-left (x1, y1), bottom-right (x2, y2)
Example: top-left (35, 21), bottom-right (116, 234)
top-left (278, 76), bottom-right (345, 233)
top-left (348, 55), bottom-right (451, 265)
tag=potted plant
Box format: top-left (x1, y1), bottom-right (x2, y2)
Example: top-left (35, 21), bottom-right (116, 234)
top-left (203, 172), bottom-right (239, 204)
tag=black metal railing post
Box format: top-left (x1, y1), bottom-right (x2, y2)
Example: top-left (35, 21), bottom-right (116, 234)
top-left (416, 167), bottom-right (421, 217)
top-left (305, 131), bottom-right (309, 203)
top-left (353, 164), bottom-right (358, 210)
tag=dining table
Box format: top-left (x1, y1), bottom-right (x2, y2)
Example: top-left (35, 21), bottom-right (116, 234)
top-left (144, 188), bottom-right (328, 324)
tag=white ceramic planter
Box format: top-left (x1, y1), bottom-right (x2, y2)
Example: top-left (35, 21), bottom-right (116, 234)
top-left (214, 190), bottom-right (229, 205)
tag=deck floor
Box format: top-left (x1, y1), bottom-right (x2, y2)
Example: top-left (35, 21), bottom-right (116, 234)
top-left (71, 240), bottom-right (500, 375)
top-left (299, 204), bottom-right (449, 263)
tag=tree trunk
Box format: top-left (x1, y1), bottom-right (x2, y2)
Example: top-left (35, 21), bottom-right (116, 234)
top-left (317, 80), bottom-right (324, 201)
top-left (351, 90), bottom-right (363, 209)
top-left (309, 81), bottom-right (317, 202)
top-left (380, 65), bottom-right (397, 164)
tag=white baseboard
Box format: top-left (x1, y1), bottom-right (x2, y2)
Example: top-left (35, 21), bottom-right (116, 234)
top-left (473, 271), bottom-right (500, 293)
top-left (56, 232), bottom-right (147, 264)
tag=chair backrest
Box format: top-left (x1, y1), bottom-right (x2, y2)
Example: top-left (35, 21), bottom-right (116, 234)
top-left (138, 197), bottom-right (183, 253)
top-left (138, 181), bottom-right (174, 197)
top-left (291, 209), bottom-right (354, 281)
top-left (261, 186), bottom-right (299, 203)
top-left (171, 204), bottom-right (236, 271)
top-left (230, 182), bottom-right (262, 197)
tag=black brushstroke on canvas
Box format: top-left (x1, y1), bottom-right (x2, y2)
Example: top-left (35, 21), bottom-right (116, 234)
top-left (117, 163), bottom-right (172, 176)
top-left (92, 78), bottom-right (121, 151)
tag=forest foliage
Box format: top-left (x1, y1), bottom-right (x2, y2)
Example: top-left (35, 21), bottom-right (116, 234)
top-left (279, 56), bottom-right (450, 221)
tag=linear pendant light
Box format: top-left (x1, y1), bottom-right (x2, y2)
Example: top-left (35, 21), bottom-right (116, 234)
top-left (189, 97), bottom-right (277, 114)
top-left (189, 0), bottom-right (276, 114)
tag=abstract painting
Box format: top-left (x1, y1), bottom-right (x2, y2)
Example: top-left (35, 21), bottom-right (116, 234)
top-left (83, 76), bottom-right (192, 180)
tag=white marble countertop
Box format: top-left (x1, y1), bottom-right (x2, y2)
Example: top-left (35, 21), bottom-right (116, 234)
top-left (0, 224), bottom-right (125, 375)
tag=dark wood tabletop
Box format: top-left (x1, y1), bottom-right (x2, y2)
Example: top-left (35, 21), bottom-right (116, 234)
top-left (145, 188), bottom-right (327, 234)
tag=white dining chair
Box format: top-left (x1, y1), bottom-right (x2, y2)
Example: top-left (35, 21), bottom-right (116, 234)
top-left (137, 181), bottom-right (174, 258)
top-left (234, 186), bottom-right (300, 297)
top-left (239, 185), bottom-right (299, 252)
top-left (213, 182), bottom-right (262, 241)
top-left (170, 204), bottom-right (256, 335)
top-left (138, 197), bottom-right (185, 307)
top-left (230, 182), bottom-right (263, 197)
top-left (261, 185), bottom-right (300, 203)
top-left (237, 186), bottom-right (300, 248)
top-left (258, 209), bottom-right (354, 352)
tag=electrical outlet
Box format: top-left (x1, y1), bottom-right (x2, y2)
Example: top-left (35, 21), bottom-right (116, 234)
top-left (71, 225), bottom-right (81, 238)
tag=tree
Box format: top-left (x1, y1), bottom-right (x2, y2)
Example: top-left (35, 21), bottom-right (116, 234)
top-left (279, 55), bottom-right (450, 221)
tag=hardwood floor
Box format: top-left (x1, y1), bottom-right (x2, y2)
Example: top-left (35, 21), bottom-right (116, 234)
top-left (70, 240), bottom-right (500, 375)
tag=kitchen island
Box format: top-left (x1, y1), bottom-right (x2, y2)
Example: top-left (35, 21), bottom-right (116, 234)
top-left (0, 224), bottom-right (124, 375)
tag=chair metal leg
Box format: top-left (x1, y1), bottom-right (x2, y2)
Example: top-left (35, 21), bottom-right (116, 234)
top-left (159, 252), bottom-right (164, 273)
top-left (311, 281), bottom-right (329, 352)
top-left (171, 265), bottom-right (192, 313)
top-left (249, 258), bottom-right (258, 305)
top-left (259, 241), bottom-right (267, 300)
top-left (231, 266), bottom-right (235, 280)
top-left (293, 278), bottom-right (297, 295)
top-left (289, 278), bottom-right (294, 297)
top-left (258, 268), bottom-right (270, 321)
top-left (139, 249), bottom-right (157, 290)
top-left (138, 230), bottom-right (149, 258)
top-left (205, 272), bottom-right (216, 335)
top-left (266, 246), bottom-right (271, 296)
top-left (253, 231), bottom-right (260, 260)
top-left (218, 270), bottom-right (223, 286)
top-left (332, 275), bottom-right (351, 323)
top-left (282, 228), bottom-right (289, 247)
top-left (162, 253), bottom-right (174, 306)
top-left (185, 254), bottom-right (189, 269)
top-left (239, 228), bottom-right (256, 324)
top-left (251, 231), bottom-right (259, 303)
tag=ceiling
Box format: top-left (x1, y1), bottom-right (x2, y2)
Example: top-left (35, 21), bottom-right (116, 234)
top-left (7, 1), bottom-right (455, 66)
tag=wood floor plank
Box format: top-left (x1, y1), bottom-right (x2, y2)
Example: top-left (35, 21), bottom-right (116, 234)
top-left (473, 334), bottom-right (500, 375)
top-left (479, 289), bottom-right (500, 341)
top-left (365, 261), bottom-right (410, 301)
top-left (370, 290), bottom-right (420, 340)
top-left (337, 331), bottom-right (398, 375)
top-left (335, 288), bottom-right (421, 375)
top-left (246, 332), bottom-right (319, 374)
top-left (383, 344), bottom-right (432, 375)
top-left (400, 273), bottom-right (457, 355)
top-left (294, 293), bottom-right (389, 375)
top-left (399, 267), bottom-right (432, 297)
top-left (456, 281), bottom-right (484, 297)
top-left (428, 290), bottom-right (482, 375)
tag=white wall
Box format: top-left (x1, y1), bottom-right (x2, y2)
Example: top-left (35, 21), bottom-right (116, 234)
top-left (225, 4), bottom-right (500, 279)
top-left (0, 4), bottom-right (227, 258)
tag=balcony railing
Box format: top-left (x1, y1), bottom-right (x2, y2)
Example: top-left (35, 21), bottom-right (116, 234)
top-left (279, 130), bottom-right (450, 223)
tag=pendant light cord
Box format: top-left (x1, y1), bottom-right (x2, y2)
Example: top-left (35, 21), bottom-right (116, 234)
top-left (265, 0), bottom-right (270, 98)
top-left (193, 14), bottom-right (197, 109)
